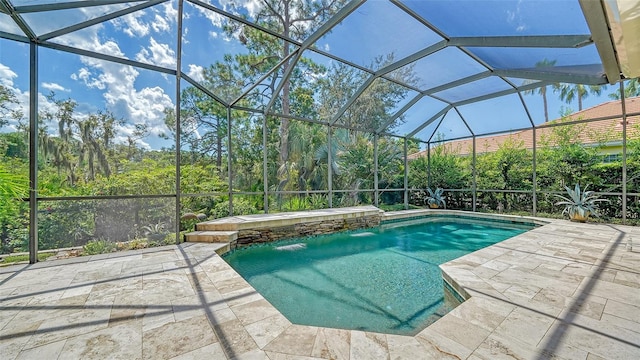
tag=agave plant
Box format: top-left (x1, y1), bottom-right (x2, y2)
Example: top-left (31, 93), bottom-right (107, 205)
top-left (141, 222), bottom-right (168, 240)
top-left (426, 187), bottom-right (446, 209)
top-left (554, 184), bottom-right (609, 222)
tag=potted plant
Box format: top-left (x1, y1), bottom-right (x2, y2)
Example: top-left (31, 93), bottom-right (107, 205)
top-left (426, 187), bottom-right (446, 209)
top-left (554, 184), bottom-right (608, 222)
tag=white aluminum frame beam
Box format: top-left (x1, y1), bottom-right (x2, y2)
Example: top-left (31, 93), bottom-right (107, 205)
top-left (579, 0), bottom-right (621, 84)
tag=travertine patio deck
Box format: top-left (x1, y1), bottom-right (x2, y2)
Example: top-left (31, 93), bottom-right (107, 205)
top-left (0, 212), bottom-right (638, 359)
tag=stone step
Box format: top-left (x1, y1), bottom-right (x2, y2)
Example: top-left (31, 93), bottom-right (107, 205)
top-left (185, 230), bottom-right (238, 243)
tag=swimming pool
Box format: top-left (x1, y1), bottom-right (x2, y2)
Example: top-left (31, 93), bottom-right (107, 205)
top-left (223, 215), bottom-right (535, 335)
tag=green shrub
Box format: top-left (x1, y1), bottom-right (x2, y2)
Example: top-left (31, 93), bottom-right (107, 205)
top-left (83, 239), bottom-right (116, 255)
top-left (0, 252), bottom-right (55, 265)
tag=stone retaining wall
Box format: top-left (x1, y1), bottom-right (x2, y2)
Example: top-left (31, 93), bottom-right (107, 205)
top-left (233, 214), bottom-right (380, 248)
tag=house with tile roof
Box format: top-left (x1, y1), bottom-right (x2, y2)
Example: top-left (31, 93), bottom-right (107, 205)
top-left (407, 97), bottom-right (640, 160)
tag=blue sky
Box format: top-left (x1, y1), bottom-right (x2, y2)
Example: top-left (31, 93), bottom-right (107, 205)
top-left (0, 0), bottom-right (621, 150)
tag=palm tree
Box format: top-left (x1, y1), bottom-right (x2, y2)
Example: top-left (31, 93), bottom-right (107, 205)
top-left (553, 83), bottom-right (602, 111)
top-left (609, 78), bottom-right (640, 100)
top-left (523, 59), bottom-right (557, 122)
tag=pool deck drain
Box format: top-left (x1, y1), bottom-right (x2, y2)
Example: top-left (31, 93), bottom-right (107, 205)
top-left (0, 211), bottom-right (638, 359)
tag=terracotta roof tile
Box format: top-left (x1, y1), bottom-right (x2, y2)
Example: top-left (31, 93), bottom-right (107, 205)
top-left (407, 97), bottom-right (640, 158)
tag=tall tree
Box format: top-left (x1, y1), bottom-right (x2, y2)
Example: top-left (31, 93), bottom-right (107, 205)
top-left (523, 59), bottom-right (557, 122)
top-left (609, 78), bottom-right (640, 100)
top-left (0, 84), bottom-right (21, 128)
top-left (553, 83), bottom-right (602, 111)
top-left (225, 0), bottom-right (347, 172)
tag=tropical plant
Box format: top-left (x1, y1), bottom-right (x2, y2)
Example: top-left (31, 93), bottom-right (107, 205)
top-left (0, 162), bottom-right (28, 200)
top-left (553, 184), bottom-right (609, 222)
top-left (141, 222), bottom-right (168, 241)
top-left (553, 83), bottom-right (602, 111)
top-left (609, 78), bottom-right (640, 100)
top-left (522, 59), bottom-right (558, 122)
top-left (426, 187), bottom-right (446, 209)
top-left (83, 239), bottom-right (116, 255)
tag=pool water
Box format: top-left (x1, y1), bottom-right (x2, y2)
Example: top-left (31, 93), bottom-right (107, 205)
top-left (223, 216), bottom-right (534, 335)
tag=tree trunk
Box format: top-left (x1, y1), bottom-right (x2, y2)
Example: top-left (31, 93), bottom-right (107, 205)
top-left (216, 117), bottom-right (222, 169)
top-left (278, 2), bottom-right (291, 167)
top-left (578, 94), bottom-right (583, 111)
top-left (542, 87), bottom-right (549, 122)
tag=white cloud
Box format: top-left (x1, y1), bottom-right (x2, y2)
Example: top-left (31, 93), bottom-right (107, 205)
top-left (218, 0), bottom-right (263, 18)
top-left (506, 0), bottom-right (527, 33)
top-left (0, 63), bottom-right (17, 87)
top-left (135, 37), bottom-right (177, 68)
top-left (209, 31), bottom-right (219, 39)
top-left (162, 1), bottom-right (178, 22)
top-left (71, 67), bottom-right (107, 90)
top-left (0, 63), bottom-right (58, 132)
top-left (41, 82), bottom-right (69, 92)
top-left (58, 28), bottom-right (173, 145)
top-left (187, 64), bottom-right (204, 82)
top-left (152, 14), bottom-right (170, 33)
top-left (112, 11), bottom-right (150, 38)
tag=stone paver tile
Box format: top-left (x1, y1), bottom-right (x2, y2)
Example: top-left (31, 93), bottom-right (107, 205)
top-left (141, 302), bottom-right (175, 332)
top-left (244, 313), bottom-right (291, 349)
top-left (161, 260), bottom-right (188, 273)
top-left (186, 271), bottom-right (219, 293)
top-left (539, 319), bottom-right (640, 360)
top-left (603, 299), bottom-right (640, 324)
top-left (613, 270), bottom-right (640, 288)
top-left (233, 348), bottom-right (268, 360)
top-left (466, 296), bottom-right (516, 317)
top-left (493, 306), bottom-right (556, 347)
top-left (215, 276), bottom-right (253, 295)
top-left (564, 294), bottom-right (607, 320)
top-left (222, 287), bottom-right (263, 308)
top-left (503, 284), bottom-right (541, 299)
top-left (481, 259), bottom-right (511, 272)
top-left (199, 289), bottom-right (229, 311)
top-left (15, 339), bottom-right (66, 360)
top-left (12, 286), bottom-right (65, 307)
top-left (231, 299), bottom-right (281, 326)
top-left (531, 265), bottom-right (586, 287)
top-left (471, 265), bottom-right (499, 280)
top-left (109, 291), bottom-right (156, 327)
top-left (387, 334), bottom-right (435, 360)
top-left (211, 307), bottom-right (240, 325)
top-left (27, 307), bottom-right (112, 348)
top-left (0, 334), bottom-right (34, 360)
top-left (574, 277), bottom-right (640, 307)
top-left (142, 273), bottom-right (195, 301)
top-left (142, 315), bottom-right (217, 360)
top-left (263, 324), bottom-right (318, 356)
top-left (91, 277), bottom-right (143, 297)
top-left (214, 319), bottom-right (260, 358)
top-left (473, 332), bottom-right (585, 360)
top-left (72, 262), bottom-right (124, 282)
top-left (59, 322), bottom-right (142, 359)
top-left (207, 269), bottom-right (243, 283)
top-left (448, 297), bottom-right (508, 333)
top-left (265, 351), bottom-right (324, 360)
top-left (426, 312), bottom-right (490, 351)
top-left (349, 331), bottom-right (389, 360)
top-left (10, 294), bottom-right (89, 328)
top-left (171, 295), bottom-right (207, 322)
top-left (169, 343), bottom-right (227, 360)
top-left (60, 283), bottom-right (94, 299)
top-left (586, 352), bottom-right (607, 360)
top-left (310, 327), bottom-right (350, 360)
top-left (600, 313), bottom-right (640, 334)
